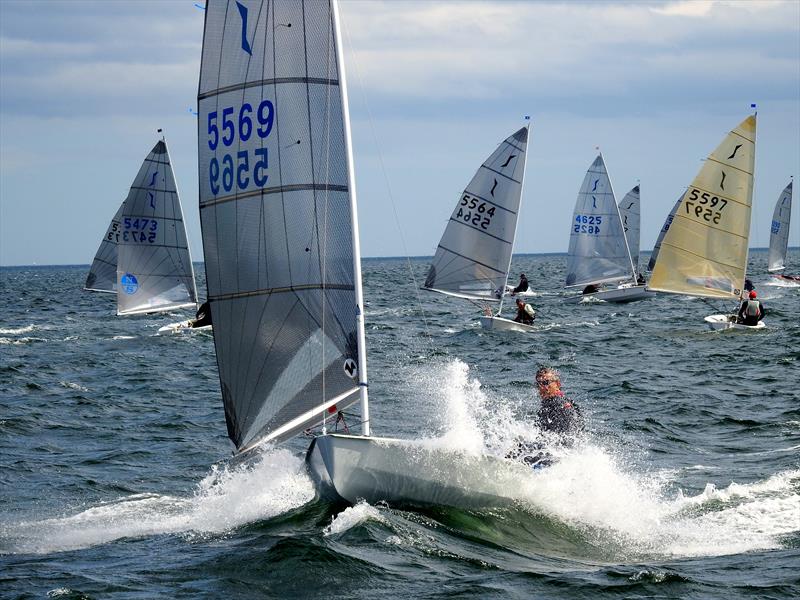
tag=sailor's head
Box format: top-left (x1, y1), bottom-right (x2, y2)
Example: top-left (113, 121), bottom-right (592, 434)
top-left (516, 298), bottom-right (525, 307)
top-left (535, 367), bottom-right (561, 397)
top-left (749, 290), bottom-right (757, 299)
top-left (520, 273), bottom-right (526, 278)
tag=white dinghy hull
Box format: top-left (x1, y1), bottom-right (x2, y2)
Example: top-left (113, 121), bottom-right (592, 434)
top-left (704, 314), bottom-right (765, 331)
top-left (156, 320), bottom-right (212, 335)
top-left (479, 315), bottom-right (535, 332)
top-left (307, 433), bottom-right (531, 509)
top-left (588, 285), bottom-right (654, 303)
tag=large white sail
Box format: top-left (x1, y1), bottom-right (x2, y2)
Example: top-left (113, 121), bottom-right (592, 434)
top-left (85, 201), bottom-right (125, 293)
top-left (767, 180), bottom-right (793, 272)
top-left (618, 185), bottom-right (640, 276)
top-left (565, 154), bottom-right (633, 288)
top-left (198, 0), bottom-right (366, 452)
top-left (649, 115), bottom-right (756, 299)
top-left (116, 139), bottom-right (198, 315)
top-left (424, 127), bottom-right (529, 301)
top-left (647, 193), bottom-right (683, 272)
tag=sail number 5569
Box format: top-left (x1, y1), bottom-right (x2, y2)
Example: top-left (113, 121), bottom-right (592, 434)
top-left (207, 100), bottom-right (275, 195)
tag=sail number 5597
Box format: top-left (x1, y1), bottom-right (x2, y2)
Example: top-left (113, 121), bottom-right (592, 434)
top-left (684, 188), bottom-right (728, 225)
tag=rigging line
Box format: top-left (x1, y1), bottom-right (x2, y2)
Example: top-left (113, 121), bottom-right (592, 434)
top-left (339, 12), bottom-right (434, 350)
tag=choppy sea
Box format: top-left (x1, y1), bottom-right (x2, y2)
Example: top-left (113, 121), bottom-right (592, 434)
top-left (1, 249), bottom-right (798, 599)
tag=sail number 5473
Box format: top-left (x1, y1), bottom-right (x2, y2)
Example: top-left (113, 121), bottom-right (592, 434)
top-left (684, 188), bottom-right (728, 225)
top-left (207, 100), bottom-right (275, 195)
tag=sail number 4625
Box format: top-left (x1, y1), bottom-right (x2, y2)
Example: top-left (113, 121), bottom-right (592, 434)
top-left (684, 188), bottom-right (728, 224)
top-left (574, 214), bottom-right (602, 234)
top-left (207, 100), bottom-right (275, 195)
top-left (456, 194), bottom-right (496, 230)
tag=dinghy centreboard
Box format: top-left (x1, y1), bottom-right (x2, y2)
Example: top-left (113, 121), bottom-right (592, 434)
top-left (116, 137), bottom-right (198, 316)
top-left (649, 113), bottom-right (763, 330)
top-left (198, 0), bottom-right (533, 508)
top-left (565, 154), bottom-right (653, 303)
top-left (423, 125), bottom-right (532, 331)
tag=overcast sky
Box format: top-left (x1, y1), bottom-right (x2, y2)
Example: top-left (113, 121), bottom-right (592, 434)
top-left (1, 0), bottom-right (798, 266)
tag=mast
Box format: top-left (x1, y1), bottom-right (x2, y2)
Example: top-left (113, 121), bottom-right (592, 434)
top-left (497, 117), bottom-right (530, 316)
top-left (332, 0), bottom-right (369, 436)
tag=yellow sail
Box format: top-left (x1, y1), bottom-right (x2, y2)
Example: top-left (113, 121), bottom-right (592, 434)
top-left (649, 115), bottom-right (756, 299)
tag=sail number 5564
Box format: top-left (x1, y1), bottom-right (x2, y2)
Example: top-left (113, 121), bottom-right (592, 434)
top-left (207, 100), bottom-right (275, 195)
top-left (456, 194), bottom-right (496, 230)
top-left (684, 188), bottom-right (728, 225)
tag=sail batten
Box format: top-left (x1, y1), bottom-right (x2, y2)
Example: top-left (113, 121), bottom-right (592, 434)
top-left (649, 115), bottom-right (756, 299)
top-left (424, 127), bottom-right (529, 299)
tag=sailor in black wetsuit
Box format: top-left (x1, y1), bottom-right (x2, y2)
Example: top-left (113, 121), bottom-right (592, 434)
top-left (190, 301), bottom-right (212, 328)
top-left (511, 273), bottom-right (529, 294)
top-left (506, 367), bottom-right (584, 467)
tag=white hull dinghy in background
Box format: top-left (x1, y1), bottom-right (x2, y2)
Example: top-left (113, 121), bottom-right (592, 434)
top-left (478, 315), bottom-right (536, 333)
top-left (587, 284), bottom-right (654, 303)
top-left (649, 112), bottom-right (762, 330)
top-left (704, 315), bottom-right (766, 331)
top-left (422, 124), bottom-right (531, 330)
top-left (156, 320), bottom-right (212, 336)
top-left (307, 434), bottom-right (531, 509)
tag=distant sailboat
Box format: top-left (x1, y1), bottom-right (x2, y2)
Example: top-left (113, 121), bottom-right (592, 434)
top-left (649, 113), bottom-right (763, 330)
top-left (768, 179), bottom-right (797, 282)
top-left (84, 202), bottom-right (125, 293)
top-left (116, 137), bottom-right (198, 316)
top-left (647, 193), bottom-right (684, 272)
top-left (198, 0), bottom-right (531, 508)
top-left (423, 125), bottom-right (532, 332)
top-left (565, 154), bottom-right (652, 302)
top-left (618, 185), bottom-right (641, 276)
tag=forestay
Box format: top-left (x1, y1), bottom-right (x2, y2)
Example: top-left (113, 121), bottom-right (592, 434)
top-left (767, 180), bottom-right (793, 272)
top-left (565, 154), bottom-right (633, 288)
top-left (618, 185), bottom-right (640, 275)
top-left (198, 0), bottom-right (365, 453)
top-left (424, 127), bottom-right (529, 301)
top-left (116, 140), bottom-right (198, 315)
top-left (649, 115), bottom-right (756, 299)
top-left (647, 193), bottom-right (683, 272)
top-left (85, 201), bottom-right (125, 293)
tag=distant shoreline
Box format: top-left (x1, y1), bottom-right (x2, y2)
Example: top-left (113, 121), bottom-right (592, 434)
top-left (1, 247), bottom-right (794, 269)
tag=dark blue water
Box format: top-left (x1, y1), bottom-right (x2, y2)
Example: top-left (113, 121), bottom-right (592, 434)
top-left (1, 251), bottom-right (799, 599)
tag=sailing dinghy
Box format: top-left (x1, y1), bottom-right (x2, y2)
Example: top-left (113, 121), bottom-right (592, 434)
top-left (649, 113), bottom-right (764, 330)
top-left (116, 137), bottom-right (199, 317)
top-left (767, 179), bottom-right (797, 283)
top-left (198, 0), bottom-right (535, 508)
top-left (423, 125), bottom-right (532, 332)
top-left (565, 154), bottom-right (653, 303)
top-left (85, 202), bottom-right (125, 293)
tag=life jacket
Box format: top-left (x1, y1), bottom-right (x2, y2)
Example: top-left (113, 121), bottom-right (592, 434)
top-left (744, 299), bottom-right (760, 317)
top-left (524, 304), bottom-right (535, 319)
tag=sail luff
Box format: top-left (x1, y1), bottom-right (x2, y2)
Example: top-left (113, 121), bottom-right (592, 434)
top-left (649, 115), bottom-right (756, 299)
top-left (767, 180), bottom-right (793, 272)
top-left (332, 0), bottom-right (369, 435)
